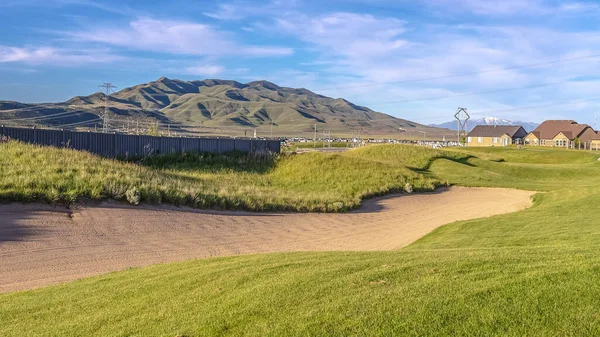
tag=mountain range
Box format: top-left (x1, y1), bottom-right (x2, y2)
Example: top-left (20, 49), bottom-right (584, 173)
top-left (431, 117), bottom-right (539, 133)
top-left (0, 77), bottom-right (454, 138)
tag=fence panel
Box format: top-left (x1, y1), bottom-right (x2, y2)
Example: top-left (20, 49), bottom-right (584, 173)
top-left (199, 138), bottom-right (219, 153)
top-left (89, 132), bottom-right (116, 157)
top-left (160, 137), bottom-right (180, 154)
top-left (36, 129), bottom-right (63, 147)
top-left (234, 138), bottom-right (251, 152)
top-left (64, 130), bottom-right (90, 151)
top-left (115, 134), bottom-right (140, 157)
top-left (267, 140), bottom-right (281, 153)
top-left (181, 138), bottom-right (199, 153)
top-left (219, 139), bottom-right (236, 153)
top-left (138, 136), bottom-right (161, 156)
top-left (3, 127), bottom-right (36, 143)
top-left (253, 140), bottom-right (268, 152)
top-left (0, 126), bottom-right (280, 157)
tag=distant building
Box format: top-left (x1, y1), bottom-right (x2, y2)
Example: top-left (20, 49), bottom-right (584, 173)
top-left (466, 125), bottom-right (528, 147)
top-left (524, 120), bottom-right (595, 148)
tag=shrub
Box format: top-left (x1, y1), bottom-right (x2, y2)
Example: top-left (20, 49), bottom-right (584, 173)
top-left (125, 187), bottom-right (141, 205)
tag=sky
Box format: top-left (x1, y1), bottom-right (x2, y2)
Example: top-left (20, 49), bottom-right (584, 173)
top-left (1, 0), bottom-right (600, 125)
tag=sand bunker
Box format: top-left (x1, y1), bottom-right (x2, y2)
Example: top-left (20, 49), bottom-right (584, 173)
top-left (0, 186), bottom-right (534, 292)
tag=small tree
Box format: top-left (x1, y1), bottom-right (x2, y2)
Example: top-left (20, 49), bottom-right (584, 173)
top-left (147, 122), bottom-right (159, 136)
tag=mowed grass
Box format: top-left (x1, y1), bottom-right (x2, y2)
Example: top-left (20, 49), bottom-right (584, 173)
top-left (1, 146), bottom-right (600, 336)
top-left (0, 141), bottom-right (452, 212)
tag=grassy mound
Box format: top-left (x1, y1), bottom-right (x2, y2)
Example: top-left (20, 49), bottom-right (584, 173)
top-left (1, 147), bottom-right (600, 336)
top-left (0, 141), bottom-right (459, 212)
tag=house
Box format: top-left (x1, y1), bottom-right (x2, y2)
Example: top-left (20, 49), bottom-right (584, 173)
top-left (466, 125), bottom-right (528, 147)
top-left (524, 120), bottom-right (594, 148)
top-left (592, 131), bottom-right (600, 150)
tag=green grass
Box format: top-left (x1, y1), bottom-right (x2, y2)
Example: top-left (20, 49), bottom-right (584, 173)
top-left (2, 145), bottom-right (600, 336)
top-left (0, 141), bottom-right (447, 212)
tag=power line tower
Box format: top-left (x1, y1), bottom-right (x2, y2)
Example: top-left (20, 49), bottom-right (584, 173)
top-left (98, 82), bottom-right (117, 133)
top-left (454, 107), bottom-right (470, 143)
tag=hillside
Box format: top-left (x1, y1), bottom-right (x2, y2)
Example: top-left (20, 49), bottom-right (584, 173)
top-left (0, 77), bottom-right (453, 139)
top-left (431, 117), bottom-right (539, 132)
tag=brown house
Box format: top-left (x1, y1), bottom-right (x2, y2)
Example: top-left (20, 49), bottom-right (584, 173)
top-left (467, 125), bottom-right (528, 147)
top-left (525, 120), bottom-right (595, 148)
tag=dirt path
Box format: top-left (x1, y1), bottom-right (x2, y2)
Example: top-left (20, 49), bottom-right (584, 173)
top-left (0, 187), bottom-right (534, 293)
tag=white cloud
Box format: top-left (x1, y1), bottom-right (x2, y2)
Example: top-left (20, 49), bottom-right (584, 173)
top-left (0, 45), bottom-right (122, 65)
top-left (203, 4), bottom-right (246, 20)
top-left (67, 18), bottom-right (293, 57)
top-left (0, 0), bottom-right (131, 15)
top-left (267, 6), bottom-right (600, 123)
top-left (277, 12), bottom-right (407, 63)
top-left (203, 0), bottom-right (300, 21)
top-left (185, 64), bottom-right (225, 76)
top-left (427, 0), bottom-right (546, 15)
top-left (427, 0), bottom-right (600, 16)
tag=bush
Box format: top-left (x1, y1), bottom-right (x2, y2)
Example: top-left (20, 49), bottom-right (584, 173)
top-left (125, 187), bottom-right (141, 205)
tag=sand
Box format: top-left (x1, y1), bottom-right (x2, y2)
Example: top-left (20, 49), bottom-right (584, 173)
top-left (0, 186), bottom-right (534, 292)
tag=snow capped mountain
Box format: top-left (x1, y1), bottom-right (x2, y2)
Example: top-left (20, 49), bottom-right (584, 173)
top-left (431, 116), bottom-right (539, 132)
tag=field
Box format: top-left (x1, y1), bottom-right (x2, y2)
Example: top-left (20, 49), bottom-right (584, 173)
top-left (1, 144), bottom-right (600, 336)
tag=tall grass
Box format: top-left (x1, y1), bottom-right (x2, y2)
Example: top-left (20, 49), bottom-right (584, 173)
top-left (0, 141), bottom-right (450, 212)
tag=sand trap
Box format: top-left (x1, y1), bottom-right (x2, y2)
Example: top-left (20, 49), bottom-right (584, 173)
top-left (0, 186), bottom-right (534, 293)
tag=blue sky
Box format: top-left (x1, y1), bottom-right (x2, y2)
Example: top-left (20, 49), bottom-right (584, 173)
top-left (1, 0), bottom-right (600, 125)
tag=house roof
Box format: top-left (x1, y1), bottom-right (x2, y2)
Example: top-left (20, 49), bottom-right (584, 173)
top-left (593, 131), bottom-right (600, 140)
top-left (531, 120), bottom-right (591, 140)
top-left (467, 125), bottom-right (525, 138)
top-left (528, 131), bottom-right (540, 139)
top-left (555, 131), bottom-right (573, 139)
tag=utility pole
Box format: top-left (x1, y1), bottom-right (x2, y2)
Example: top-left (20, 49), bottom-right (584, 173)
top-left (454, 107), bottom-right (470, 143)
top-left (98, 82), bottom-right (117, 133)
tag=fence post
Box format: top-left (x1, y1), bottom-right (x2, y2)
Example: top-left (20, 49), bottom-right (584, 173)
top-left (137, 133), bottom-right (141, 157)
top-left (218, 138), bottom-right (221, 153)
top-left (32, 126), bottom-right (37, 144)
top-left (62, 129), bottom-right (65, 148)
top-left (180, 136), bottom-right (184, 154)
top-left (114, 132), bottom-right (118, 158)
top-left (89, 130), bottom-right (92, 152)
top-left (159, 135), bottom-right (163, 155)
